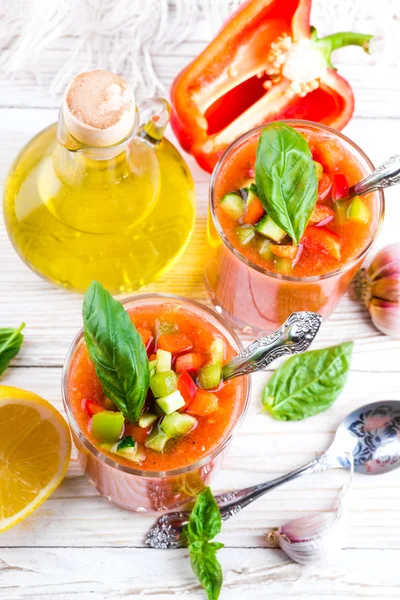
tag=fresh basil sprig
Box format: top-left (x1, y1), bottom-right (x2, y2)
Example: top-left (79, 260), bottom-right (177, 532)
top-left (255, 122), bottom-right (318, 243)
top-left (0, 323), bottom-right (25, 376)
top-left (83, 281), bottom-right (149, 424)
top-left (182, 488), bottom-right (224, 600)
top-left (262, 341), bottom-right (353, 421)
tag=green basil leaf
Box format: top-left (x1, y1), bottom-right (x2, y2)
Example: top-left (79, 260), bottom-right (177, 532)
top-left (0, 324), bottom-right (25, 376)
top-left (255, 122), bottom-right (318, 243)
top-left (189, 541), bottom-right (223, 600)
top-left (262, 342), bottom-right (353, 421)
top-left (83, 281), bottom-right (149, 423)
top-left (183, 487), bottom-right (222, 544)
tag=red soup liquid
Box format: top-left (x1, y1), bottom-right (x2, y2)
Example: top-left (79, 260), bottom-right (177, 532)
top-left (68, 303), bottom-right (247, 473)
top-left (205, 122), bottom-right (383, 334)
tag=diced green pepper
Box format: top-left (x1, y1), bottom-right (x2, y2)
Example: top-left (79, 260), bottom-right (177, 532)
top-left (258, 239), bottom-right (274, 260)
top-left (198, 363), bottom-right (222, 390)
top-left (275, 257), bottom-right (293, 275)
top-left (91, 411), bottom-right (124, 443)
top-left (150, 370), bottom-right (177, 398)
top-left (314, 161), bottom-right (323, 180)
top-left (145, 426), bottom-right (171, 452)
top-left (236, 225), bottom-right (255, 245)
top-left (161, 412), bottom-right (197, 439)
top-left (347, 196), bottom-right (370, 224)
top-left (138, 412), bottom-right (158, 428)
top-left (156, 390), bottom-right (185, 414)
top-left (156, 348), bottom-right (172, 373)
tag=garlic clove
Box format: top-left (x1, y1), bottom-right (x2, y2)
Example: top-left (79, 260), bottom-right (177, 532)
top-left (368, 298), bottom-right (400, 337)
top-left (267, 511), bottom-right (345, 566)
top-left (368, 243), bottom-right (400, 281)
top-left (371, 277), bottom-right (400, 304)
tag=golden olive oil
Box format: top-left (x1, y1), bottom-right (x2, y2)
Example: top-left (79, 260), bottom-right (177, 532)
top-left (4, 124), bottom-right (195, 292)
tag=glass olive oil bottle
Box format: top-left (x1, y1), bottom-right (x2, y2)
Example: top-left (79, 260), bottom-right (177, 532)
top-left (4, 71), bottom-right (195, 293)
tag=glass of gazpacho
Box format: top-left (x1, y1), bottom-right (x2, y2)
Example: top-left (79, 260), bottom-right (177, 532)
top-left (204, 120), bottom-right (384, 335)
top-left (62, 292), bottom-right (250, 512)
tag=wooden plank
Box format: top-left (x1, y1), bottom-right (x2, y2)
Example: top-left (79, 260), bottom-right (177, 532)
top-left (1, 547), bottom-right (400, 599)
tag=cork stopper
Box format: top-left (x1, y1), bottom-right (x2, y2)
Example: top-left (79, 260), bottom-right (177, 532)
top-left (62, 70), bottom-right (136, 147)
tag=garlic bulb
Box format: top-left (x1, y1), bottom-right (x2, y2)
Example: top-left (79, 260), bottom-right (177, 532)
top-left (356, 243), bottom-right (400, 337)
top-left (267, 511), bottom-right (344, 565)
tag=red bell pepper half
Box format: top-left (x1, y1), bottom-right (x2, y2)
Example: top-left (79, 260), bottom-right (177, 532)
top-left (171, 0), bottom-right (373, 172)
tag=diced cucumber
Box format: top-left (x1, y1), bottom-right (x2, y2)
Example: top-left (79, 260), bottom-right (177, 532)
top-left (275, 257), bottom-right (293, 275)
top-left (314, 161), bottom-right (323, 180)
top-left (156, 348), bottom-right (172, 373)
top-left (210, 338), bottom-right (224, 364)
top-left (219, 193), bottom-right (245, 219)
top-left (256, 215), bottom-right (286, 242)
top-left (116, 436), bottom-right (135, 451)
top-left (145, 426), bottom-right (171, 452)
top-left (150, 370), bottom-right (177, 398)
top-left (161, 412), bottom-right (197, 439)
top-left (246, 183), bottom-right (259, 206)
top-left (138, 412), bottom-right (158, 428)
top-left (149, 359), bottom-right (158, 378)
top-left (102, 436), bottom-right (145, 463)
top-left (91, 411), bottom-right (124, 443)
top-left (156, 390), bottom-right (185, 414)
top-left (258, 239), bottom-right (274, 260)
top-left (347, 196), bottom-right (370, 224)
top-left (236, 225), bottom-right (255, 245)
top-left (198, 363), bottom-right (222, 390)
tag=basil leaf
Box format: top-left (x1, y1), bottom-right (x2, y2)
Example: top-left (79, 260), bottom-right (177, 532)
top-left (0, 324), bottom-right (25, 376)
top-left (262, 342), bottom-right (353, 421)
top-left (183, 487), bottom-right (222, 543)
top-left (189, 541), bottom-right (223, 600)
top-left (255, 122), bottom-right (318, 243)
top-left (83, 281), bottom-right (149, 423)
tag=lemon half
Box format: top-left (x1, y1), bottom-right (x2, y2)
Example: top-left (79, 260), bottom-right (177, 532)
top-left (0, 386), bottom-right (71, 532)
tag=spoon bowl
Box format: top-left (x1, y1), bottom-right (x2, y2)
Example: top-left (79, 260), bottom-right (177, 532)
top-left (333, 400), bottom-right (400, 475)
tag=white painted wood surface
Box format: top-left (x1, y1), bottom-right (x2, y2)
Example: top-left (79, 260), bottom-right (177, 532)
top-left (1, 9), bottom-right (400, 599)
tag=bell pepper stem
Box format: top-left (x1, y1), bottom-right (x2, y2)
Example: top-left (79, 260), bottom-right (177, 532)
top-left (315, 31), bottom-right (374, 69)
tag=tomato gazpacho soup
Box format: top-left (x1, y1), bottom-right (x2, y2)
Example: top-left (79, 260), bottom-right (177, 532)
top-left (64, 291), bottom-right (249, 511)
top-left (205, 120), bottom-right (383, 334)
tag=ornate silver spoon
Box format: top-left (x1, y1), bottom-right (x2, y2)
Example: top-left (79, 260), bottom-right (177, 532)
top-left (145, 400), bottom-right (400, 549)
top-left (221, 310), bottom-right (322, 381)
top-left (348, 154), bottom-right (400, 199)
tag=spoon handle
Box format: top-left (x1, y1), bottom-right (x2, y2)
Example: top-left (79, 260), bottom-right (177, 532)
top-left (221, 311), bottom-right (322, 380)
top-left (349, 154), bottom-right (400, 198)
top-left (216, 452), bottom-right (337, 520)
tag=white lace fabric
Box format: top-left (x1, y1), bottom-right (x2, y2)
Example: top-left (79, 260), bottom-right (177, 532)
top-left (0, 0), bottom-right (398, 102)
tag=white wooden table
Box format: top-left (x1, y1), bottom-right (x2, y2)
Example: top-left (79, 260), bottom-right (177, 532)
top-left (1, 9), bottom-right (400, 599)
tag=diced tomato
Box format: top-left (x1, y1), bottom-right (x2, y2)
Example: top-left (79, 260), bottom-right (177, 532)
top-left (175, 352), bottom-right (204, 373)
top-left (137, 326), bottom-right (153, 351)
top-left (242, 196), bottom-right (265, 224)
top-left (149, 353), bottom-right (157, 362)
top-left (187, 389), bottom-right (219, 416)
top-left (82, 399), bottom-right (104, 417)
top-left (313, 139), bottom-right (343, 172)
top-left (302, 226), bottom-right (342, 261)
top-left (331, 174), bottom-right (349, 201)
top-left (318, 173), bottom-right (332, 202)
top-left (177, 370), bottom-right (197, 409)
top-left (270, 244), bottom-right (298, 260)
top-left (125, 424), bottom-right (150, 445)
top-left (157, 332), bottom-right (193, 354)
top-left (309, 204), bottom-right (335, 225)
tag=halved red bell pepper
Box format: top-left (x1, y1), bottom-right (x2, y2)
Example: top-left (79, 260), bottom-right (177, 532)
top-left (171, 0), bottom-right (373, 172)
